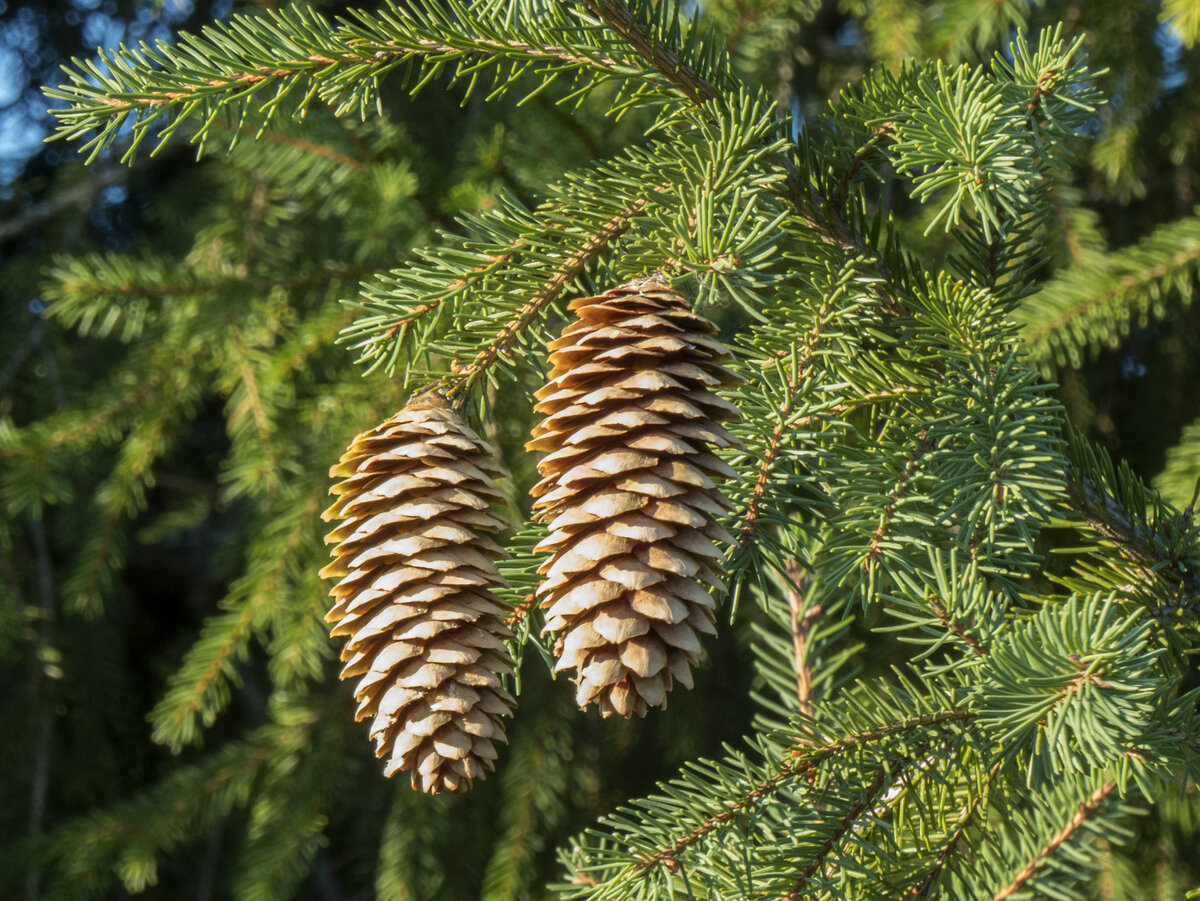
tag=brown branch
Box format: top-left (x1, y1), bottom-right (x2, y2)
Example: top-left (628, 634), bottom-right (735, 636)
top-left (736, 295), bottom-right (840, 554)
top-left (991, 781), bottom-right (1115, 901)
top-left (864, 431), bottom-right (933, 570)
top-left (94, 40), bottom-right (621, 114)
top-left (230, 123), bottom-right (366, 171)
top-left (582, 0), bottom-right (720, 106)
top-left (450, 196), bottom-right (651, 398)
top-left (381, 246), bottom-right (520, 347)
top-left (0, 347), bottom-right (201, 460)
top-left (1021, 242), bottom-right (1200, 350)
top-left (228, 330), bottom-right (280, 499)
top-left (784, 560), bottom-right (820, 723)
top-left (785, 767), bottom-right (888, 899)
top-left (1064, 465), bottom-right (1200, 624)
top-left (155, 495), bottom-right (321, 742)
top-left (636, 709), bottom-right (974, 872)
top-left (924, 592), bottom-right (989, 658)
top-left (910, 761), bottom-right (1005, 899)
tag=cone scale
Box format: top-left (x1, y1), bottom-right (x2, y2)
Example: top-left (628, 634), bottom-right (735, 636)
top-left (528, 276), bottom-right (741, 717)
top-left (321, 393), bottom-right (516, 794)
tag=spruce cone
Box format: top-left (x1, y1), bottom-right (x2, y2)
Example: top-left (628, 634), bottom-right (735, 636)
top-left (528, 276), bottom-right (741, 717)
top-left (321, 393), bottom-right (516, 793)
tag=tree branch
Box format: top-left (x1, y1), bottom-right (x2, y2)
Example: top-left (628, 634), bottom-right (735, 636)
top-left (991, 781), bottom-right (1115, 901)
top-left (784, 766), bottom-right (889, 899)
top-left (636, 709), bottom-right (974, 872)
top-left (449, 195), bottom-right (653, 400)
top-left (784, 560), bottom-right (820, 722)
top-left (582, 0), bottom-right (720, 106)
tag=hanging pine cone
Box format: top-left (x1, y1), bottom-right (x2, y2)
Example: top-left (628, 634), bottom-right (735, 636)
top-left (528, 276), bottom-right (741, 717)
top-left (321, 392), bottom-right (516, 794)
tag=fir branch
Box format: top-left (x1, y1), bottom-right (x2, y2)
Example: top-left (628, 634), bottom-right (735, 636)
top-left (910, 761), bottom-right (1005, 899)
top-left (865, 431), bottom-right (934, 571)
top-left (784, 765), bottom-right (889, 899)
top-left (784, 560), bottom-right (820, 722)
top-left (149, 494), bottom-right (322, 751)
top-left (0, 356), bottom-right (191, 459)
top-left (1065, 462), bottom-right (1200, 623)
top-left (925, 592), bottom-right (989, 657)
top-left (735, 287), bottom-right (840, 556)
top-left (1015, 212), bottom-right (1200, 373)
top-left (448, 195), bottom-right (650, 399)
top-left (47, 1), bottom-right (733, 163)
top-left (229, 122), bottom-right (366, 171)
top-left (582, 0), bottom-right (721, 105)
top-left (635, 709), bottom-right (974, 871)
top-left (991, 781), bottom-right (1115, 901)
top-left (835, 122), bottom-right (895, 204)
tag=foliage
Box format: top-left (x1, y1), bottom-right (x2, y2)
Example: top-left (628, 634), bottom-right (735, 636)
top-left (3, 0), bottom-right (1200, 899)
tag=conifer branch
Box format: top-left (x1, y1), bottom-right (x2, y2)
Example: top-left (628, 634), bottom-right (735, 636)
top-left (0, 357), bottom-right (191, 459)
top-left (448, 196), bottom-right (651, 399)
top-left (784, 766), bottom-right (889, 899)
top-left (991, 781), bottom-right (1115, 901)
top-left (1065, 464), bottom-right (1200, 622)
top-left (865, 432), bottom-right (934, 570)
top-left (835, 123), bottom-right (895, 204)
top-left (379, 243), bottom-right (523, 349)
top-left (735, 290), bottom-right (841, 555)
top-left (925, 592), bottom-right (989, 657)
top-left (229, 124), bottom-right (366, 171)
top-left (582, 0), bottom-right (721, 105)
top-left (1022, 240), bottom-right (1200, 353)
top-left (784, 560), bottom-right (820, 720)
top-left (150, 495), bottom-right (322, 750)
top-left (910, 761), bottom-right (1005, 899)
top-left (635, 709), bottom-right (973, 871)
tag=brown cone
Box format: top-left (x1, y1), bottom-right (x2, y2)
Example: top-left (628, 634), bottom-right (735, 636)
top-left (528, 276), bottom-right (741, 718)
top-left (321, 392), bottom-right (516, 793)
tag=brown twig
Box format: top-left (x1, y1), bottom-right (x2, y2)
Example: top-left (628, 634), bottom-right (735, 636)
top-left (864, 431), bottom-right (933, 570)
top-left (449, 196), bottom-right (652, 401)
top-left (635, 709), bottom-right (974, 871)
top-left (735, 294), bottom-right (840, 554)
top-left (92, 40), bottom-right (621, 114)
top-left (784, 560), bottom-right (820, 723)
top-left (924, 592), bottom-right (989, 658)
top-left (909, 761), bottom-right (1005, 899)
top-left (582, 0), bottom-right (720, 106)
top-left (785, 767), bottom-right (888, 899)
top-left (991, 782), bottom-right (1115, 901)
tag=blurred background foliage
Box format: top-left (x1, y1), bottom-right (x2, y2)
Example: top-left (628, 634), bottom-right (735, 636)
top-left (1, 0), bottom-right (1199, 898)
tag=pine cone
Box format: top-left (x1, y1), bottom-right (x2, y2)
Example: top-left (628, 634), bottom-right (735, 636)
top-left (528, 277), bottom-right (741, 717)
top-left (321, 393), bottom-right (516, 793)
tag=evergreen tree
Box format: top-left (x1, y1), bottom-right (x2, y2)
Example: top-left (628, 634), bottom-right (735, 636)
top-left (3, 0), bottom-right (1200, 898)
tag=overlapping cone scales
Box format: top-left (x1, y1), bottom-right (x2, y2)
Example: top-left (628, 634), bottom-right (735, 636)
top-left (529, 277), bottom-right (741, 718)
top-left (321, 393), bottom-right (516, 794)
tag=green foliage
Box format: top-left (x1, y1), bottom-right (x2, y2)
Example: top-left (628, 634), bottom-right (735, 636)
top-left (5, 0), bottom-right (1200, 899)
top-left (46, 0), bottom-right (731, 162)
top-left (1015, 211), bottom-right (1200, 374)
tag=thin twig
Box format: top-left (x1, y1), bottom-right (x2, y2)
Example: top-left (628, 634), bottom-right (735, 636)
top-left (636, 709), bottom-right (974, 871)
top-left (582, 0), bottom-right (720, 105)
top-left (785, 766), bottom-right (888, 898)
top-left (450, 196), bottom-right (652, 401)
top-left (784, 560), bottom-right (820, 723)
top-left (991, 782), bottom-right (1115, 901)
top-left (909, 761), bottom-right (1005, 899)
